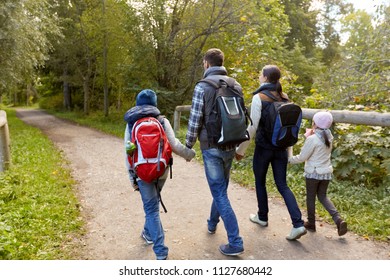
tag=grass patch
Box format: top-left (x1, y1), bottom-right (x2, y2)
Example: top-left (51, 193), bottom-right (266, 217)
top-left (35, 108), bottom-right (390, 242)
top-left (0, 108), bottom-right (84, 259)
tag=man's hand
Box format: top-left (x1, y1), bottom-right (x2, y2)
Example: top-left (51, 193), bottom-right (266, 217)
top-left (235, 153), bottom-right (244, 161)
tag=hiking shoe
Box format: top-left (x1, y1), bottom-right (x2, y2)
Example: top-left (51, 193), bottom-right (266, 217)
top-left (304, 221), bottom-right (316, 232)
top-left (141, 230), bottom-right (153, 245)
top-left (219, 244), bottom-right (244, 256)
top-left (286, 226), bottom-right (307, 241)
top-left (249, 213), bottom-right (268, 227)
top-left (336, 219), bottom-right (348, 236)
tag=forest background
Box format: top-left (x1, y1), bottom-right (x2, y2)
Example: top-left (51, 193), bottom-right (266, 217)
top-left (0, 0), bottom-right (389, 253)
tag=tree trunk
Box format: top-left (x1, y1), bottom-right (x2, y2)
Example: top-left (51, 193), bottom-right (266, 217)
top-left (63, 77), bottom-right (72, 111)
top-left (82, 55), bottom-right (93, 115)
top-left (102, 0), bottom-right (109, 117)
top-left (13, 91), bottom-right (17, 105)
top-left (83, 77), bottom-right (90, 115)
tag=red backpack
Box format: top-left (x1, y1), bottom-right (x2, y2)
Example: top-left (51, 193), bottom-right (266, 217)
top-left (128, 117), bottom-right (173, 184)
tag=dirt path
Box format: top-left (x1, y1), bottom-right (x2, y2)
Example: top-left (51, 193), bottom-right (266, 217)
top-left (15, 108), bottom-right (389, 260)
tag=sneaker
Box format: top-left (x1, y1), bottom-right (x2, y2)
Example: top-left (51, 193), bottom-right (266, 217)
top-left (249, 213), bottom-right (268, 227)
top-left (286, 226), bottom-right (307, 241)
top-left (304, 221), bottom-right (316, 232)
top-left (219, 244), bottom-right (244, 256)
top-left (141, 230), bottom-right (153, 245)
top-left (208, 225), bottom-right (216, 234)
top-left (336, 219), bottom-right (348, 236)
top-left (157, 256), bottom-right (167, 260)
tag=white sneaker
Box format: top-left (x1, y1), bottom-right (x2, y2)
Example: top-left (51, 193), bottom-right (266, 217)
top-left (286, 226), bottom-right (307, 240)
top-left (249, 214), bottom-right (268, 227)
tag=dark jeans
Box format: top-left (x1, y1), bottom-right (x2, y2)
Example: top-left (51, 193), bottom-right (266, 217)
top-left (305, 178), bottom-right (340, 225)
top-left (253, 145), bottom-right (304, 228)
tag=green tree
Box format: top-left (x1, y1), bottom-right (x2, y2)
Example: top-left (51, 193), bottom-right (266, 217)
top-left (81, 0), bottom-right (134, 115)
top-left (308, 6), bottom-right (390, 188)
top-left (281, 0), bottom-right (319, 57)
top-left (219, 0), bottom-right (290, 93)
top-left (311, 6), bottom-right (389, 110)
top-left (272, 0), bottom-right (322, 95)
top-left (124, 0), bottom-right (248, 110)
top-left (40, 0), bottom-right (134, 114)
top-left (317, 0), bottom-right (353, 66)
top-left (37, 0), bottom-right (304, 115)
top-left (0, 0), bottom-right (61, 105)
top-left (124, 0), bottom-right (293, 113)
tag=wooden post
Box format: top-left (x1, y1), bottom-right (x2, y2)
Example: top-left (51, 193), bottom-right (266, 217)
top-left (0, 110), bottom-right (11, 171)
top-left (173, 110), bottom-right (181, 135)
top-left (173, 105), bottom-right (192, 135)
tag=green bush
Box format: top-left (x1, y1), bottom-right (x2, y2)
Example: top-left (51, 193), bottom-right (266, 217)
top-left (332, 124), bottom-right (390, 188)
top-left (39, 94), bottom-right (64, 110)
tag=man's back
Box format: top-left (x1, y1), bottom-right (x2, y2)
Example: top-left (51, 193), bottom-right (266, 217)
top-left (185, 48), bottom-right (244, 257)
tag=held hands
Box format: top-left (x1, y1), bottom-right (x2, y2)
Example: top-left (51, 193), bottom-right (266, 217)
top-left (185, 147), bottom-right (196, 162)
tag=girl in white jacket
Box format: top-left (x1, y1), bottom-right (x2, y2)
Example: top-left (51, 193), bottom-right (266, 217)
top-left (288, 111), bottom-right (347, 236)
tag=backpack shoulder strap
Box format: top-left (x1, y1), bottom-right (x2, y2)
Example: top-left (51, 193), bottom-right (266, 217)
top-left (261, 90), bottom-right (290, 102)
top-left (224, 77), bottom-right (236, 88)
top-left (156, 115), bottom-right (165, 127)
top-left (198, 78), bottom-right (220, 89)
top-left (261, 90), bottom-right (279, 101)
top-left (199, 76), bottom-right (236, 88)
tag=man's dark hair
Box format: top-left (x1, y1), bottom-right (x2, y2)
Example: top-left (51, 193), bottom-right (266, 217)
top-left (204, 48), bottom-right (224, 66)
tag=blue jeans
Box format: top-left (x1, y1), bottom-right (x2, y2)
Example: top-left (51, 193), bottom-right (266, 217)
top-left (253, 146), bottom-right (304, 228)
top-left (202, 148), bottom-right (243, 248)
top-left (138, 179), bottom-right (168, 259)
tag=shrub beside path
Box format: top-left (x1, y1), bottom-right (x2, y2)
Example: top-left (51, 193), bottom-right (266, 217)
top-left (16, 108), bottom-right (389, 260)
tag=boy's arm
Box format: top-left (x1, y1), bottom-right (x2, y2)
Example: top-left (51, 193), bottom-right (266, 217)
top-left (163, 118), bottom-right (196, 161)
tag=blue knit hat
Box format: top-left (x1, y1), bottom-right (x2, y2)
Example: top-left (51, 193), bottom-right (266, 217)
top-left (136, 89), bottom-right (157, 107)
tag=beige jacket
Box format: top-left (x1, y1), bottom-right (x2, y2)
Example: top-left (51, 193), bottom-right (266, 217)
top-left (288, 132), bottom-right (333, 175)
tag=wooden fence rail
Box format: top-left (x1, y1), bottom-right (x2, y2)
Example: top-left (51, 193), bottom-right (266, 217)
top-left (0, 110), bottom-right (11, 172)
top-left (173, 105), bottom-right (390, 134)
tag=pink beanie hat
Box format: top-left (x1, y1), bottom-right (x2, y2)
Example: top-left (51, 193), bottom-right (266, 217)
top-left (313, 111), bottom-right (333, 129)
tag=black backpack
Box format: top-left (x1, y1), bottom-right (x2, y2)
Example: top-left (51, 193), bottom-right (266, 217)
top-left (199, 77), bottom-right (251, 147)
top-left (261, 90), bottom-right (302, 148)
